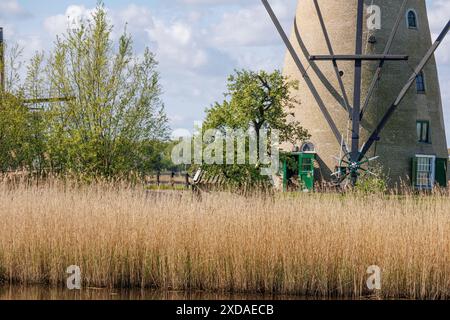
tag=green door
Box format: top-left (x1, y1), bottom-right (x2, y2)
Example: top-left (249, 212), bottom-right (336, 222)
top-left (298, 153), bottom-right (315, 191)
top-left (435, 158), bottom-right (448, 188)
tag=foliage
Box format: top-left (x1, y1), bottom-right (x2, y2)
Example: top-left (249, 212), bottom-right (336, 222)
top-left (202, 69), bottom-right (309, 188)
top-left (0, 44), bottom-right (38, 172)
top-left (204, 70), bottom-right (308, 144)
top-left (0, 94), bottom-right (30, 171)
top-left (41, 3), bottom-right (169, 176)
top-left (137, 140), bottom-right (186, 175)
top-left (354, 165), bottom-right (389, 194)
top-left (0, 2), bottom-right (171, 178)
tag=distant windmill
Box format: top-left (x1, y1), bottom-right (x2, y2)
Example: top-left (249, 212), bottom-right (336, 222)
top-left (262, 0), bottom-right (449, 188)
top-left (0, 27), bottom-right (74, 109)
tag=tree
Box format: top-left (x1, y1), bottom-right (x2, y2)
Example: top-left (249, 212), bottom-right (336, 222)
top-left (28, 3), bottom-right (170, 177)
top-left (0, 44), bottom-right (36, 172)
top-left (202, 69), bottom-right (309, 188)
top-left (0, 94), bottom-right (30, 171)
top-left (136, 140), bottom-right (185, 177)
top-left (23, 53), bottom-right (51, 174)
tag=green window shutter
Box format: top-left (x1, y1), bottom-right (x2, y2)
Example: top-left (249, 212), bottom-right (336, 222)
top-left (435, 158), bottom-right (448, 188)
top-left (411, 157), bottom-right (418, 187)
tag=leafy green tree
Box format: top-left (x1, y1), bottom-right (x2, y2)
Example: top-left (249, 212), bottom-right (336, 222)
top-left (22, 53), bottom-right (51, 174)
top-left (29, 3), bottom-right (170, 177)
top-left (202, 69), bottom-right (309, 188)
top-left (137, 140), bottom-right (186, 176)
top-left (0, 44), bottom-right (36, 173)
top-left (0, 94), bottom-right (29, 171)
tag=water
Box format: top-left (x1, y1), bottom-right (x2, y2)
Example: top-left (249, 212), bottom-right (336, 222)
top-left (0, 286), bottom-right (304, 300)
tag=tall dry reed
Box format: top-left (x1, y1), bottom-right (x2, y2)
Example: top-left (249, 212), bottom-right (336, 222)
top-left (0, 179), bottom-right (449, 299)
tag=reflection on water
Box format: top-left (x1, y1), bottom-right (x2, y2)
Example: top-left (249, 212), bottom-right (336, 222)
top-left (0, 286), bottom-right (304, 301)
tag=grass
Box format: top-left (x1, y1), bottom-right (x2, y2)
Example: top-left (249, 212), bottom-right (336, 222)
top-left (0, 179), bottom-right (449, 299)
top-left (146, 184), bottom-right (188, 191)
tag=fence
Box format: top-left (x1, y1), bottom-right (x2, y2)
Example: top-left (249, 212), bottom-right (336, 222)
top-left (146, 172), bottom-right (191, 189)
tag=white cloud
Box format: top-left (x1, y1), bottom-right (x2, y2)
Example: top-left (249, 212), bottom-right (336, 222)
top-left (427, 0), bottom-right (450, 31)
top-left (0, 0), bottom-right (30, 19)
top-left (428, 0), bottom-right (450, 63)
top-left (43, 5), bottom-right (97, 37)
top-left (427, 0), bottom-right (450, 143)
top-left (16, 34), bottom-right (44, 58)
top-left (211, 0), bottom-right (294, 47)
top-left (147, 20), bottom-right (208, 69)
top-left (42, 4), bottom-right (208, 70)
top-left (119, 4), bottom-right (154, 30)
top-left (5, 0), bottom-right (450, 140)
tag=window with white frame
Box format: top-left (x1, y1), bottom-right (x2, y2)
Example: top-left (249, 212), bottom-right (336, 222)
top-left (415, 155), bottom-right (435, 189)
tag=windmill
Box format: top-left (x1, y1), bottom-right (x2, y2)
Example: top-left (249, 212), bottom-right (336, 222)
top-left (0, 27), bottom-right (74, 109)
top-left (262, 0), bottom-right (449, 187)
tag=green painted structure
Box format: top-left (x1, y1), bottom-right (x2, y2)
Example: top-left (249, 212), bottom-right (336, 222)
top-left (281, 152), bottom-right (316, 192)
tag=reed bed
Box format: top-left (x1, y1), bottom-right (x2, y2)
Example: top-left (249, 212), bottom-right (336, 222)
top-left (0, 179), bottom-right (449, 299)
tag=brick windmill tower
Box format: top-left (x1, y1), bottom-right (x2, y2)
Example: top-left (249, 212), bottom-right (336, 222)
top-left (263, 0), bottom-right (449, 189)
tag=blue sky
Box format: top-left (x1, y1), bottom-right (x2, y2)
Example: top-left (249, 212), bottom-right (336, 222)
top-left (1, 0), bottom-right (449, 145)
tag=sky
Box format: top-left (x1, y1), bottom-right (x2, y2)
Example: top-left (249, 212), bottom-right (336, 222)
top-left (1, 0), bottom-right (449, 144)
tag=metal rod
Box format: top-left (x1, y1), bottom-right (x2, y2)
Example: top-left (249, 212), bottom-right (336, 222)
top-left (360, 0), bottom-right (409, 120)
top-left (309, 54), bottom-right (409, 61)
top-left (312, 0), bottom-right (351, 117)
top-left (359, 20), bottom-right (450, 161)
top-left (293, 21), bottom-right (349, 113)
top-left (351, 0), bottom-right (365, 181)
top-left (0, 27), bottom-right (5, 95)
top-left (261, 0), bottom-right (349, 155)
top-left (22, 97), bottom-right (75, 104)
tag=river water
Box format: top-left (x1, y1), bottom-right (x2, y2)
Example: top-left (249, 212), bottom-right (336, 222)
top-left (0, 286), bottom-right (306, 300)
